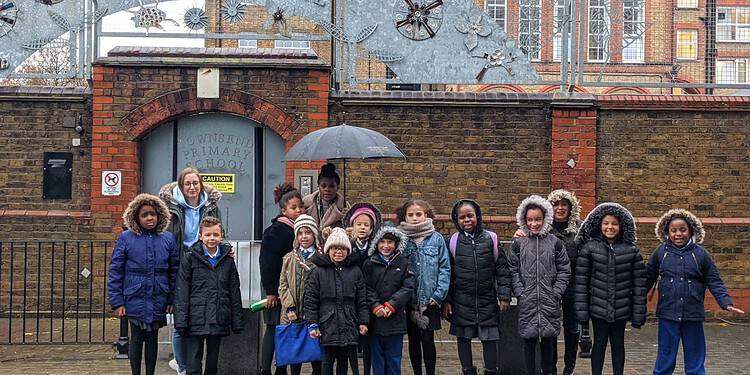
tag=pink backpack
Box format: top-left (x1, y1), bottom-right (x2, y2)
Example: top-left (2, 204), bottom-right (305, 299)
top-left (448, 230), bottom-right (500, 261)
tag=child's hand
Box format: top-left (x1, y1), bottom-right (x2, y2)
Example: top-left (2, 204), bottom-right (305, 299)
top-left (114, 306), bottom-right (126, 318)
top-left (727, 306), bottom-right (745, 314)
top-left (513, 228), bottom-right (526, 238)
top-left (165, 305), bottom-right (174, 314)
top-left (359, 325), bottom-right (368, 335)
top-left (647, 288), bottom-right (656, 302)
top-left (443, 302), bottom-right (452, 318)
top-left (309, 329), bottom-right (321, 338)
top-left (266, 295), bottom-right (279, 309)
top-left (498, 301), bottom-right (510, 312)
top-left (228, 247), bottom-right (236, 258)
top-left (428, 298), bottom-right (438, 306)
top-left (287, 310), bottom-right (298, 321)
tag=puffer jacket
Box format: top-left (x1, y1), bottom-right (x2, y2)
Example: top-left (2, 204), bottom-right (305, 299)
top-left (362, 226), bottom-right (415, 336)
top-left (447, 199), bottom-right (511, 327)
top-left (303, 252), bottom-right (369, 347)
top-left (547, 189), bottom-right (582, 300)
top-left (646, 209), bottom-right (732, 322)
top-left (402, 230), bottom-right (452, 307)
top-left (278, 247), bottom-right (318, 325)
top-left (574, 202), bottom-right (647, 327)
top-left (259, 216), bottom-right (295, 297)
top-left (174, 241), bottom-right (244, 336)
top-left (108, 194), bottom-right (180, 325)
top-left (509, 195), bottom-right (571, 339)
top-left (160, 182), bottom-right (222, 253)
top-left (345, 202), bottom-right (383, 268)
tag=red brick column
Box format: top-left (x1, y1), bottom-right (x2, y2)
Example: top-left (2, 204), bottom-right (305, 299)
top-left (550, 108), bottom-right (597, 215)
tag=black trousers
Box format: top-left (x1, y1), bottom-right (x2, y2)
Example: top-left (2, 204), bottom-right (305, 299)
top-left (523, 337), bottom-right (556, 375)
top-left (406, 320), bottom-right (436, 375)
top-left (291, 361), bottom-right (322, 375)
top-left (323, 345), bottom-right (358, 375)
top-left (348, 335), bottom-right (370, 375)
top-left (553, 298), bottom-right (580, 372)
top-left (457, 338), bottom-right (498, 372)
top-left (590, 318), bottom-right (627, 375)
top-left (185, 335), bottom-right (222, 375)
top-left (128, 322), bottom-right (159, 375)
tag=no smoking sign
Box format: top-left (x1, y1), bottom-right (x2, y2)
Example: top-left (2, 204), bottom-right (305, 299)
top-left (102, 171), bottom-right (122, 196)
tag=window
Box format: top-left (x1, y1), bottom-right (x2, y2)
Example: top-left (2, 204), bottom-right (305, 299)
top-left (716, 59), bottom-right (748, 83)
top-left (676, 29), bottom-right (697, 60)
top-left (485, 0), bottom-right (507, 31)
top-left (717, 8), bottom-right (750, 42)
top-left (622, 0), bottom-right (645, 62)
top-left (553, 0), bottom-right (571, 62)
top-left (519, 0), bottom-right (541, 60)
top-left (274, 40), bottom-right (311, 49)
top-left (238, 39), bottom-right (257, 48)
top-left (677, 0), bottom-right (698, 8)
top-left (588, 0), bottom-right (610, 62)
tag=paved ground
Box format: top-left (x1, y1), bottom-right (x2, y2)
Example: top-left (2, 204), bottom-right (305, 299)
top-left (1, 322), bottom-right (749, 374)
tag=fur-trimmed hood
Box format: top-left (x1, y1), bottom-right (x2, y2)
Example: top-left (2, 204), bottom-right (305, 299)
top-left (547, 189), bottom-right (581, 235)
top-left (158, 181), bottom-right (222, 207)
top-left (123, 193), bottom-right (171, 235)
top-left (344, 202), bottom-right (382, 232)
top-left (368, 225), bottom-right (409, 256)
top-left (451, 199), bottom-right (485, 233)
top-left (655, 208), bottom-right (705, 244)
top-left (515, 195), bottom-right (554, 236)
top-left (576, 202), bottom-right (637, 245)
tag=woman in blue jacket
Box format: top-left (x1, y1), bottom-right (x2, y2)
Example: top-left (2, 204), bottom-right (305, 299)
top-left (646, 209), bottom-right (744, 375)
top-left (108, 193), bottom-right (180, 375)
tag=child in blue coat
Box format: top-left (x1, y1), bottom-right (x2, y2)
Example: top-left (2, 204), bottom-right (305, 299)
top-left (108, 194), bottom-right (180, 375)
top-left (647, 209), bottom-right (744, 375)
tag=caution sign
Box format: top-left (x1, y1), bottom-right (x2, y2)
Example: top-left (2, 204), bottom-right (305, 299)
top-left (102, 171), bottom-right (122, 196)
top-left (202, 174), bottom-right (235, 193)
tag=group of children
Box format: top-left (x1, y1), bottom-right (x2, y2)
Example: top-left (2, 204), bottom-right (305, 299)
top-left (109, 164), bottom-right (743, 375)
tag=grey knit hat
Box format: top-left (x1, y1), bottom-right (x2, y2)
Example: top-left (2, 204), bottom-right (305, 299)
top-left (324, 227), bottom-right (352, 254)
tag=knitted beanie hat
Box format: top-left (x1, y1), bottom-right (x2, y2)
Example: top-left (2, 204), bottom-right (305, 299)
top-left (294, 214), bottom-right (320, 249)
top-left (324, 227), bottom-right (352, 254)
top-left (349, 206), bottom-right (377, 227)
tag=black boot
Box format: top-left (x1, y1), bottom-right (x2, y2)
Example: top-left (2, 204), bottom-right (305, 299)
top-left (462, 366), bottom-right (477, 375)
top-left (563, 367), bottom-right (575, 375)
top-left (484, 368), bottom-right (498, 375)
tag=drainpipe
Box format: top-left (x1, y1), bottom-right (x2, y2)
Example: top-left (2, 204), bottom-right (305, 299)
top-left (705, 0), bottom-right (716, 94)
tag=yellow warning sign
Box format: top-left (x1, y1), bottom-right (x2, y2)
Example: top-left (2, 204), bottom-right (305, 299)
top-left (202, 174), bottom-right (235, 193)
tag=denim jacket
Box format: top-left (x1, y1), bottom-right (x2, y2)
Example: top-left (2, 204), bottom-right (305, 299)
top-left (403, 232), bottom-right (451, 306)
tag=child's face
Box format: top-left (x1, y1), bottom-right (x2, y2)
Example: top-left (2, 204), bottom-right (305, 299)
top-left (353, 215), bottom-right (373, 240)
top-left (377, 238), bottom-right (396, 257)
top-left (297, 226), bottom-right (315, 249)
top-left (525, 208), bottom-right (544, 234)
top-left (601, 215), bottom-right (621, 241)
top-left (282, 197), bottom-right (304, 221)
top-left (328, 246), bottom-right (348, 262)
top-left (181, 173), bottom-right (202, 202)
top-left (200, 224), bottom-right (223, 249)
top-left (668, 218), bottom-right (691, 247)
top-left (553, 200), bottom-right (571, 222)
top-left (318, 178), bottom-right (338, 203)
top-left (138, 205), bottom-right (158, 231)
top-left (405, 204), bottom-right (427, 224)
top-left (457, 204), bottom-right (477, 232)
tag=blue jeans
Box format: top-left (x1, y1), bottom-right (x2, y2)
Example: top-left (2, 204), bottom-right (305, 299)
top-left (173, 329), bottom-right (187, 372)
top-left (653, 319), bottom-right (706, 375)
top-left (370, 334), bottom-right (404, 375)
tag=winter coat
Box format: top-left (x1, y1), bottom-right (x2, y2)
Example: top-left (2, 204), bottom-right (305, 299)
top-left (345, 202), bottom-right (383, 269)
top-left (646, 209), bottom-right (732, 322)
top-left (303, 253), bottom-right (370, 347)
top-left (403, 231), bottom-right (452, 307)
top-left (259, 216), bottom-right (295, 297)
top-left (547, 189), bottom-right (582, 300)
top-left (108, 194), bottom-right (180, 325)
top-left (174, 241), bottom-right (244, 336)
top-left (574, 202), bottom-right (647, 327)
top-left (278, 248), bottom-right (318, 325)
top-left (160, 182), bottom-right (222, 254)
top-left (447, 199), bottom-right (512, 327)
top-left (509, 195), bottom-right (571, 339)
top-left (362, 226), bottom-right (415, 336)
top-left (303, 191), bottom-right (349, 230)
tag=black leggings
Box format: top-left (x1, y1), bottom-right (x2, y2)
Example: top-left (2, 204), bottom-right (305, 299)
top-left (262, 324), bottom-right (288, 374)
top-left (348, 336), bottom-right (370, 375)
top-left (291, 361), bottom-right (322, 375)
top-left (457, 338), bottom-right (498, 372)
top-left (129, 322), bottom-right (159, 375)
top-left (591, 318), bottom-right (627, 375)
top-left (323, 345), bottom-right (358, 375)
top-left (407, 323), bottom-right (436, 375)
top-left (523, 337), bottom-right (556, 375)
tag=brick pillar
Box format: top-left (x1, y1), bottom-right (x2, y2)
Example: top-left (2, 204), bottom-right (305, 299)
top-left (550, 108), bottom-right (597, 215)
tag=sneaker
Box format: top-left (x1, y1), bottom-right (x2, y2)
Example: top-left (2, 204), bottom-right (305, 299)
top-left (169, 358), bottom-right (179, 371)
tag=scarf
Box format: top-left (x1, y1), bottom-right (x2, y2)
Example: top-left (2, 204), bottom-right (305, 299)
top-left (399, 218), bottom-right (435, 246)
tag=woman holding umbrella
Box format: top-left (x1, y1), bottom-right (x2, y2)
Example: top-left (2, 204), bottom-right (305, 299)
top-left (303, 163), bottom-right (350, 229)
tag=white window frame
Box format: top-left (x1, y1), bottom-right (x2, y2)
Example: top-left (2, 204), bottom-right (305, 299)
top-left (676, 29), bottom-right (698, 60)
top-left (485, 0), bottom-right (507, 31)
top-left (519, 0), bottom-right (542, 61)
top-left (553, 0), bottom-right (571, 62)
top-left (717, 8), bottom-right (750, 43)
top-left (588, 0), bottom-right (610, 62)
top-left (677, 0), bottom-right (698, 9)
top-left (238, 39), bottom-right (258, 49)
top-left (716, 59), bottom-right (748, 83)
top-left (622, 0), bottom-right (645, 63)
top-left (274, 40), bottom-right (311, 50)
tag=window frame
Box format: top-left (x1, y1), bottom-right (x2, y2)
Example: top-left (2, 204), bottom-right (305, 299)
top-left (622, 0), bottom-right (645, 63)
top-left (519, 0), bottom-right (542, 61)
top-left (588, 0), bottom-right (610, 62)
top-left (676, 29), bottom-right (698, 60)
top-left (485, 0), bottom-right (508, 32)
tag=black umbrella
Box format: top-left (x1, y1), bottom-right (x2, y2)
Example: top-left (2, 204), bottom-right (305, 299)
top-left (285, 123), bottom-right (406, 199)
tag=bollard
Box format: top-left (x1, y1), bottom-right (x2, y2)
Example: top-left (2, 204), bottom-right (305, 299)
top-left (114, 317), bottom-right (129, 359)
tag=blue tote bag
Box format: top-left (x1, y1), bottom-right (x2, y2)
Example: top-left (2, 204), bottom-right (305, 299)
top-left (274, 322), bottom-right (324, 366)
